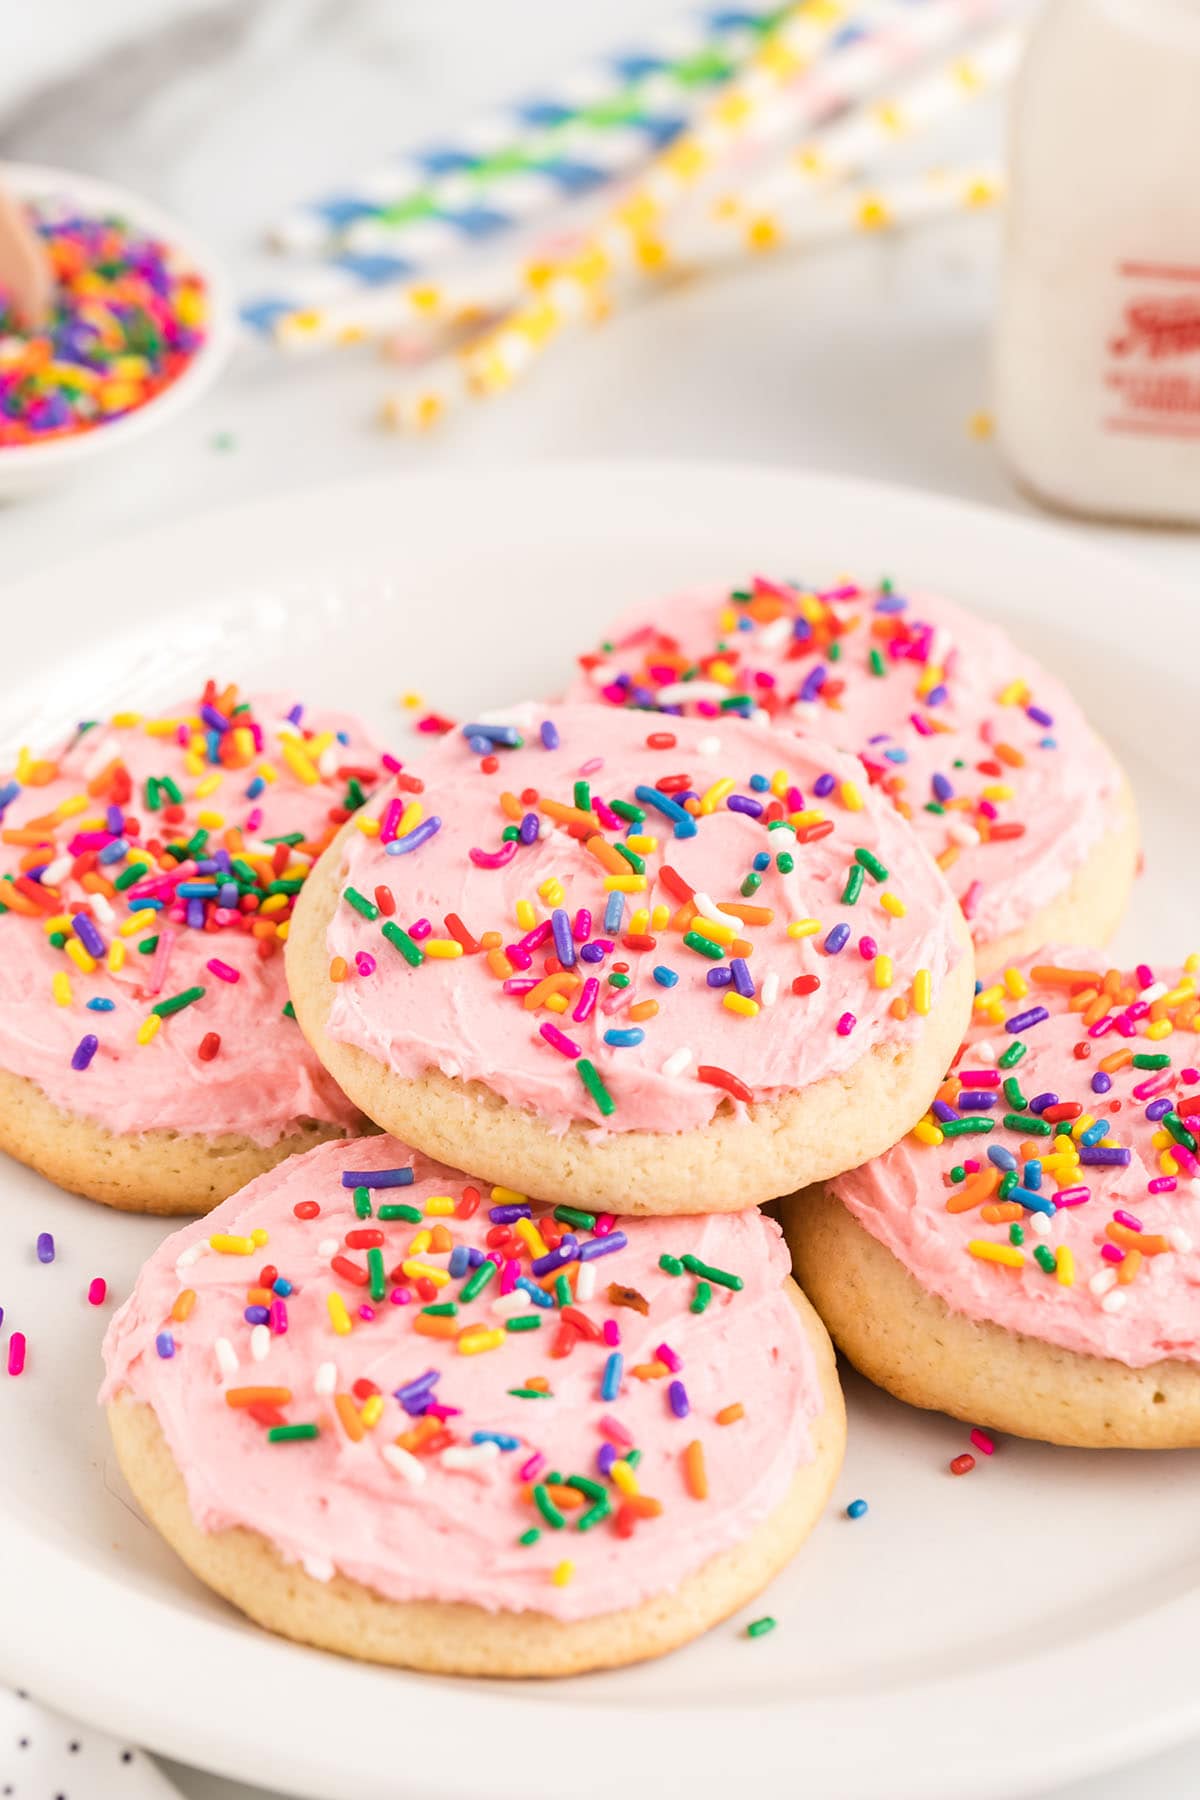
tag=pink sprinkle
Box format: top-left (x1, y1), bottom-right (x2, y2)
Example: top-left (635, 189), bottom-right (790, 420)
top-left (600, 1413), bottom-right (634, 1447)
top-left (1113, 1209), bottom-right (1142, 1232)
top-left (517, 920), bottom-right (553, 954)
top-left (381, 752), bottom-right (403, 775)
top-left (7, 1332), bottom-right (25, 1376)
top-left (408, 918), bottom-right (432, 940)
top-left (697, 700), bottom-right (720, 717)
top-left (270, 1299), bottom-right (288, 1334)
top-left (754, 670), bottom-right (776, 689)
top-left (572, 977), bottom-right (600, 1024)
top-left (1133, 1073), bottom-right (1174, 1101)
top-left (1182, 1068), bottom-right (1199, 1084)
top-left (969, 1428), bottom-right (995, 1456)
top-left (573, 909), bottom-right (592, 942)
top-left (500, 1258), bottom-right (519, 1296)
top-left (786, 786), bottom-right (804, 811)
top-left (206, 958), bottom-right (240, 984)
top-left (836, 1012), bottom-right (856, 1036)
top-left (357, 1304), bottom-right (376, 1320)
top-left (579, 757), bottom-right (604, 777)
top-left (1148, 1177), bottom-right (1178, 1194)
top-left (379, 797), bottom-right (403, 843)
top-left (1125, 1000), bottom-right (1149, 1023)
top-left (1100, 1243), bottom-right (1125, 1264)
top-left (245, 807), bottom-right (263, 833)
top-left (977, 800), bottom-right (998, 822)
top-left (87, 1277), bottom-right (107, 1306)
top-left (594, 1214), bottom-right (616, 1237)
top-left (656, 1341), bottom-right (682, 1373)
top-left (147, 927), bottom-right (177, 997)
top-left (910, 712), bottom-right (933, 737)
top-left (469, 841), bottom-right (517, 870)
top-left (1173, 1144), bottom-right (1200, 1177)
top-left (962, 1159), bottom-right (980, 1175)
top-left (1055, 1186), bottom-right (1090, 1207)
top-left (355, 951), bottom-right (376, 977)
top-left (519, 1451), bottom-right (545, 1482)
top-left (540, 1022), bottom-right (581, 1059)
top-left (958, 1070), bottom-right (1001, 1086)
top-left (593, 797), bottom-right (620, 830)
top-left (390, 1288), bottom-right (412, 1305)
top-left (602, 1319), bottom-right (620, 1347)
top-left (1135, 963), bottom-right (1155, 990)
top-left (426, 1402), bottom-right (460, 1422)
top-left (1088, 1016), bottom-right (1116, 1039)
top-left (600, 683), bottom-right (626, 705)
top-left (961, 880), bottom-right (983, 921)
top-left (504, 947), bottom-right (534, 974)
top-left (502, 976), bottom-right (538, 995)
top-left (859, 935), bottom-right (878, 960)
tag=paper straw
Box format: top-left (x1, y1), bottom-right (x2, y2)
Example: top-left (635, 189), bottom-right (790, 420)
top-left (384, 0), bottom-right (1022, 427)
top-left (381, 163), bottom-right (1004, 430)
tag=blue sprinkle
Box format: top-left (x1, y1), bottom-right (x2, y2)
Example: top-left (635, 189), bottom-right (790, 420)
top-left (97, 837), bottom-right (129, 865)
top-left (601, 1352), bottom-right (624, 1403)
top-left (752, 850), bottom-right (770, 871)
top-left (652, 966), bottom-right (678, 988)
top-left (273, 1278), bottom-right (293, 1296)
top-left (634, 785), bottom-right (696, 839)
top-left (846, 1498), bottom-right (869, 1520)
top-left (1080, 1120), bottom-right (1110, 1148)
top-left (604, 1027), bottom-right (645, 1048)
top-left (1012, 1185), bottom-right (1056, 1216)
top-left (86, 997), bottom-right (116, 1012)
top-left (462, 722), bottom-right (522, 748)
top-left (516, 1276), bottom-right (555, 1309)
top-left (245, 776), bottom-right (265, 800)
top-left (1023, 1160), bottom-right (1043, 1190)
top-left (155, 1331), bottom-right (175, 1359)
top-left (603, 891), bottom-right (625, 933)
top-left (341, 1167), bottom-right (414, 1189)
top-left (749, 773), bottom-right (769, 792)
top-left (540, 719), bottom-right (559, 750)
top-left (988, 1145), bottom-right (1018, 1171)
top-left (448, 1245), bottom-right (471, 1278)
top-left (472, 1430), bottom-right (519, 1451)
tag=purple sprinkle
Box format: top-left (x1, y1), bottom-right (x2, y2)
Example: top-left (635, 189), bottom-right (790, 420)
top-left (243, 1305), bottom-right (270, 1326)
top-left (1080, 1146), bottom-right (1132, 1167)
top-left (797, 665), bottom-right (827, 704)
top-left (706, 967), bottom-right (732, 987)
top-left (540, 720), bottom-right (559, 749)
top-left (551, 907), bottom-right (576, 969)
top-left (341, 1167), bottom-right (414, 1189)
top-left (72, 914), bottom-right (105, 958)
top-left (200, 704), bottom-right (229, 733)
top-left (932, 772), bottom-right (954, 802)
top-left (1027, 704), bottom-right (1054, 728)
top-left (578, 1231), bottom-right (627, 1261)
top-left (597, 1441), bottom-right (618, 1477)
top-left (395, 1368), bottom-right (439, 1402)
top-left (1145, 1098), bottom-right (1172, 1122)
top-left (71, 1034), bottom-right (99, 1072)
top-left (824, 922), bottom-right (851, 955)
top-left (1028, 1092), bottom-right (1059, 1114)
top-left (1005, 1006), bottom-right (1049, 1034)
top-left (489, 1204), bottom-right (531, 1224)
top-left (1091, 1072), bottom-right (1112, 1094)
top-left (531, 1243), bottom-right (579, 1277)
top-left (813, 772), bottom-right (837, 798)
top-left (155, 1331), bottom-right (175, 1358)
top-left (729, 956), bottom-right (755, 999)
top-left (668, 1379), bottom-right (690, 1419)
top-left (518, 812), bottom-right (540, 845)
top-left (932, 1100), bottom-right (959, 1124)
top-left (727, 794), bottom-right (763, 818)
top-left (957, 1091), bottom-right (997, 1110)
top-left (385, 817), bottom-right (442, 857)
top-left (36, 1232), bottom-right (54, 1264)
top-left (580, 942), bottom-right (607, 964)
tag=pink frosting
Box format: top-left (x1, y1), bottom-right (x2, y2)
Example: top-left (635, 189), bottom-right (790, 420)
top-left (565, 579), bottom-right (1125, 948)
top-left (0, 690), bottom-right (384, 1146)
top-left (322, 702), bottom-right (965, 1135)
top-left (101, 1134), bottom-right (822, 1621)
top-left (831, 950), bottom-right (1200, 1367)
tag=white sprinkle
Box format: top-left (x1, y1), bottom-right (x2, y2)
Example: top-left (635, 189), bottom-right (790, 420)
top-left (1141, 981), bottom-right (1169, 1004)
top-left (1101, 1289), bottom-right (1127, 1314)
top-left (972, 1041), bottom-right (998, 1066)
top-left (696, 736), bottom-right (721, 757)
top-left (41, 854), bottom-right (73, 886)
top-left (755, 616), bottom-right (793, 652)
top-left (317, 744), bottom-right (339, 779)
top-left (928, 627), bottom-right (954, 668)
top-left (82, 734), bottom-right (120, 781)
top-left (441, 1443), bottom-right (500, 1478)
top-left (761, 971), bottom-right (780, 1009)
top-left (490, 1289), bottom-right (532, 1318)
top-left (1169, 1228), bottom-right (1193, 1253)
top-left (575, 1260), bottom-right (597, 1302)
top-left (654, 680), bottom-right (728, 706)
top-left (662, 1045), bottom-right (693, 1079)
top-left (317, 1237), bottom-right (339, 1259)
top-left (948, 821), bottom-right (981, 848)
top-left (302, 1555), bottom-right (335, 1583)
top-left (90, 891), bottom-right (117, 926)
top-left (381, 1444), bottom-right (427, 1485)
top-left (693, 892), bottom-right (740, 930)
top-left (250, 1324), bottom-right (270, 1363)
top-left (1089, 1268), bottom-right (1118, 1298)
top-left (1029, 1211), bottom-right (1052, 1237)
top-left (214, 1337), bottom-right (239, 1378)
top-left (176, 1243), bottom-right (205, 1271)
top-left (749, 706), bottom-right (769, 728)
top-left (314, 1360), bottom-right (337, 1396)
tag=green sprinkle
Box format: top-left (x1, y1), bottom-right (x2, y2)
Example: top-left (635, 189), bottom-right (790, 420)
top-left (681, 1253), bottom-right (743, 1291)
top-left (268, 1423), bottom-right (319, 1443)
top-left (691, 1280), bottom-right (712, 1314)
top-left (607, 971), bottom-right (630, 989)
top-left (353, 1186), bottom-right (372, 1219)
top-left (151, 985), bottom-right (205, 1018)
top-left (265, 878), bottom-right (303, 896)
top-left (48, 930), bottom-right (66, 948)
top-left (508, 1387), bottom-right (552, 1398)
top-left (1165, 1112), bottom-right (1199, 1152)
top-left (578, 1497), bottom-right (612, 1532)
top-left (854, 847), bottom-right (889, 882)
top-left (941, 1116), bottom-right (995, 1137)
top-left (615, 842), bottom-right (645, 875)
top-left (868, 648), bottom-right (886, 677)
top-left (577, 1057), bottom-right (615, 1117)
top-left (381, 920), bottom-right (424, 966)
top-left (378, 1202), bottom-right (422, 1222)
top-left (114, 864), bottom-right (143, 891)
top-left (231, 858), bottom-right (259, 885)
top-left (609, 800), bottom-right (644, 824)
top-left (282, 1000), bottom-right (296, 1019)
top-left (459, 1259), bottom-right (497, 1303)
top-left (344, 886), bottom-right (379, 921)
top-left (625, 1448), bottom-right (642, 1469)
top-left (1006, 1112), bottom-right (1051, 1137)
top-left (263, 832), bottom-right (304, 848)
top-left (1009, 1222), bottom-right (1025, 1245)
top-left (776, 852), bottom-right (795, 874)
top-left (518, 1528), bottom-right (541, 1547)
top-left (950, 1164), bottom-right (966, 1184)
top-left (137, 934), bottom-right (159, 955)
top-left (746, 1616), bottom-right (776, 1639)
top-left (999, 1040), bottom-right (1027, 1069)
top-left (683, 930), bottom-right (725, 960)
top-left (1033, 1244), bottom-right (1057, 1275)
top-left (421, 1301), bottom-right (458, 1318)
top-left (184, 829), bottom-right (209, 858)
top-left (144, 777), bottom-right (161, 813)
top-left (1133, 1052), bottom-right (1171, 1070)
top-left (566, 1474), bottom-right (605, 1501)
top-left (998, 1171), bottom-right (1017, 1199)
top-left (554, 1274), bottom-right (572, 1308)
top-left (160, 776), bottom-right (184, 805)
top-left (740, 872), bottom-right (762, 897)
top-left (506, 1317), bottom-right (542, 1334)
top-left (659, 1253), bottom-right (684, 1276)
top-left (924, 802), bottom-right (945, 816)
top-left (501, 826), bottom-right (520, 843)
top-left (841, 864), bottom-right (864, 905)
top-left (573, 780), bottom-right (591, 812)
top-left (555, 1205), bottom-right (596, 1230)
top-left (827, 639), bottom-right (841, 663)
top-left (344, 778), bottom-right (366, 811)
top-left (367, 1247), bottom-right (386, 1303)
top-left (533, 1483), bottom-right (565, 1528)
top-left (1002, 1077), bottom-right (1028, 1110)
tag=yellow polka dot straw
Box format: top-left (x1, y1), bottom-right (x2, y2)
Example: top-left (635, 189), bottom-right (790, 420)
top-left (382, 0), bottom-right (1023, 429)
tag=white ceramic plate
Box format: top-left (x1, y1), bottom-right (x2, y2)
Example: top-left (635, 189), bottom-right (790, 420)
top-left (0, 464), bottom-right (1196, 1800)
top-left (0, 163), bottom-right (234, 497)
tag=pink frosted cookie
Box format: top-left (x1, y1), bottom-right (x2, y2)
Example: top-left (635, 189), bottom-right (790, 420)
top-left (784, 950), bottom-right (1200, 1447)
top-left (102, 1133), bottom-right (845, 1675)
top-left (287, 702), bottom-right (974, 1212)
top-left (567, 576), bottom-right (1137, 974)
top-left (0, 682), bottom-right (387, 1212)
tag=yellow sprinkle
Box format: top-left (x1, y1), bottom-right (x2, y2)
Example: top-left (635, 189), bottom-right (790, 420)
top-left (53, 794), bottom-right (89, 820)
top-left (610, 1459), bottom-right (639, 1497)
top-left (1185, 951), bottom-right (1200, 975)
top-left (627, 835), bottom-right (657, 855)
top-left (424, 1195), bottom-right (455, 1216)
top-left (699, 777), bottom-right (736, 815)
top-left (51, 971), bottom-right (72, 1007)
top-left (880, 891), bottom-right (906, 918)
top-left (136, 1014), bottom-right (161, 1046)
top-left (458, 1328), bottom-right (505, 1356)
top-left (143, 718), bottom-right (180, 736)
top-left (1002, 966), bottom-right (1029, 999)
top-left (650, 904), bottom-right (670, 930)
top-left (629, 908), bottom-right (650, 935)
top-left (194, 773), bottom-right (222, 798)
top-left (694, 915), bottom-right (737, 946)
top-left (538, 877), bottom-right (564, 906)
top-left (723, 993), bottom-right (760, 1018)
top-left (327, 1292), bottom-right (352, 1336)
top-left (913, 969), bottom-right (932, 1016)
top-left (257, 761), bottom-right (278, 784)
top-left (1162, 981), bottom-right (1196, 1006)
top-left (210, 1233), bottom-right (255, 1255)
top-left (276, 921), bottom-right (290, 943)
top-left (408, 1229), bottom-right (432, 1256)
top-left (259, 894), bottom-right (289, 916)
top-left (401, 692), bottom-right (423, 709)
top-left (545, 992), bottom-right (568, 1014)
top-left (788, 809), bottom-right (825, 830)
top-left (281, 740), bottom-right (320, 785)
top-left (354, 816), bottom-right (380, 836)
top-left (967, 1240), bottom-right (1025, 1268)
top-left (64, 939), bottom-right (97, 975)
top-left (975, 984), bottom-right (1004, 1011)
top-left (423, 938), bottom-right (464, 959)
top-left (399, 801), bottom-right (423, 837)
top-left (1160, 1150), bottom-right (1180, 1177)
top-left (110, 711), bottom-right (142, 728)
top-left (402, 1259), bottom-right (449, 1288)
top-left (1152, 1129), bottom-right (1172, 1152)
top-left (183, 750), bottom-right (205, 777)
top-left (787, 918), bottom-right (822, 939)
top-left (769, 769), bottom-right (790, 799)
top-left (1070, 1114), bottom-right (1097, 1141)
top-left (515, 1217), bottom-right (549, 1259)
top-left (119, 908), bottom-right (158, 938)
top-left (107, 941), bottom-right (125, 973)
top-left (360, 1395), bottom-right (385, 1429)
top-left (44, 915), bottom-right (71, 934)
top-left (551, 1560), bottom-right (574, 1587)
top-left (1056, 1245), bottom-right (1075, 1287)
top-left (515, 899), bottom-right (537, 931)
top-left (996, 680), bottom-right (1028, 707)
top-left (492, 1186), bottom-right (527, 1205)
top-left (968, 409), bottom-right (994, 440)
top-left (873, 954), bottom-right (893, 989)
top-left (912, 1119), bottom-right (944, 1147)
top-left (603, 875), bottom-right (647, 892)
top-left (982, 784), bottom-right (1014, 803)
top-left (840, 781), bottom-right (865, 812)
top-left (1145, 1020), bottom-right (1173, 1041)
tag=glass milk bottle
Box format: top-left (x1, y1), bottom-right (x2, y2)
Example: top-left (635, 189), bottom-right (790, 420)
top-left (994, 0), bottom-right (1200, 524)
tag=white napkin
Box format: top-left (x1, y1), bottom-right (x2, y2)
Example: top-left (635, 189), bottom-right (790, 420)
top-left (0, 1686), bottom-right (183, 1798)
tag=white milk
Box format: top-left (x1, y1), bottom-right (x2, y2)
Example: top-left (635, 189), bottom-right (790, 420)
top-left (994, 0), bottom-right (1200, 523)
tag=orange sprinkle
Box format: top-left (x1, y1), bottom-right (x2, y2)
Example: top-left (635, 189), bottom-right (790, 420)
top-left (627, 1493), bottom-right (664, 1519)
top-left (171, 1288), bottom-right (196, 1322)
top-left (429, 1224), bottom-right (453, 1254)
top-left (523, 971), bottom-right (580, 1010)
top-left (335, 1394), bottom-right (365, 1442)
top-left (683, 1439), bottom-right (709, 1500)
top-left (583, 833), bottom-right (627, 875)
top-left (716, 1403), bottom-right (745, 1425)
top-left (1106, 1223), bottom-right (1171, 1256)
top-left (1099, 1048), bottom-right (1134, 1074)
top-left (994, 742), bottom-right (1026, 768)
top-left (1031, 965), bottom-right (1101, 988)
top-left (718, 903), bottom-right (775, 926)
top-left (486, 948), bottom-right (514, 980)
top-left (225, 1386), bottom-right (291, 1408)
top-left (521, 1481), bottom-right (586, 1509)
top-left (1117, 1248), bottom-right (1143, 1286)
top-left (946, 1168), bottom-right (1001, 1213)
top-left (628, 999), bottom-right (659, 1023)
top-left (499, 790), bottom-right (524, 822)
top-left (413, 1313), bottom-right (461, 1339)
top-left (889, 996), bottom-right (910, 1021)
top-left (981, 1202), bottom-right (1023, 1224)
top-left (329, 955), bottom-right (349, 983)
top-left (632, 1360), bottom-right (670, 1379)
top-left (539, 798), bottom-right (598, 831)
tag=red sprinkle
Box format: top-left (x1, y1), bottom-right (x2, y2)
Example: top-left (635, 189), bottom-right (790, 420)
top-left (646, 732), bottom-right (677, 749)
top-left (294, 1200), bottom-right (320, 1220)
top-left (197, 1031), bottom-right (221, 1062)
top-left (792, 974), bottom-right (821, 997)
top-left (696, 1064), bottom-right (754, 1104)
top-left (950, 1453), bottom-right (976, 1476)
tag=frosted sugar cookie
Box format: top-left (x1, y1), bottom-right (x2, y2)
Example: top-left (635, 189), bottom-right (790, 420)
top-left (784, 951), bottom-right (1200, 1447)
top-left (103, 1134), bottom-right (845, 1675)
top-left (287, 704), bottom-right (974, 1211)
top-left (0, 682), bottom-right (387, 1212)
top-left (567, 576), bottom-right (1137, 975)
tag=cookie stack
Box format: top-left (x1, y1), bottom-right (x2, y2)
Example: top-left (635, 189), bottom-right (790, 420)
top-left (6, 565), bottom-right (1187, 1682)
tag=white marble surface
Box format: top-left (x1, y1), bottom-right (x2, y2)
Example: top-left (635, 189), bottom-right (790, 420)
top-left (1, 3), bottom-right (1198, 1797)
